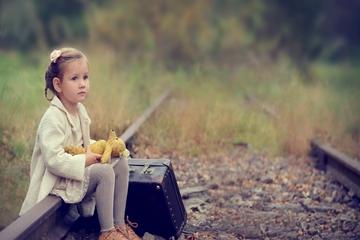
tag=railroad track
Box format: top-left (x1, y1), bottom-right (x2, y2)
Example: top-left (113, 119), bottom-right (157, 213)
top-left (310, 139), bottom-right (360, 198)
top-left (0, 89), bottom-right (172, 240)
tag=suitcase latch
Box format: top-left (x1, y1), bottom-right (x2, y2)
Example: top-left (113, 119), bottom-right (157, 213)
top-left (141, 163), bottom-right (154, 174)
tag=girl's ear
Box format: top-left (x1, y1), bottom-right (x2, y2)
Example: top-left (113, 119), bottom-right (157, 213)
top-left (53, 77), bottom-right (62, 93)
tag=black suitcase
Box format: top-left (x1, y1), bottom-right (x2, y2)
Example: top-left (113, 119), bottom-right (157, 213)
top-left (125, 159), bottom-right (187, 240)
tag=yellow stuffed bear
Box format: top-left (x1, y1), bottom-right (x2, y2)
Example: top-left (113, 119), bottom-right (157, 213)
top-left (64, 130), bottom-right (129, 163)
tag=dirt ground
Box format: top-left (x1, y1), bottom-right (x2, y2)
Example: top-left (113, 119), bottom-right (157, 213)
top-left (132, 139), bottom-right (360, 240)
top-left (65, 138), bottom-right (360, 240)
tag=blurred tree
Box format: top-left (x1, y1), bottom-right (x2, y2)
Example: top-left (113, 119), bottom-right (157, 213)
top-left (1, 0), bottom-right (360, 66)
top-left (34, 0), bottom-right (88, 46)
top-left (88, 0), bottom-right (218, 67)
top-left (243, 0), bottom-right (360, 65)
top-left (247, 0), bottom-right (325, 73)
top-left (321, 0), bottom-right (360, 60)
top-left (0, 0), bottom-right (88, 50)
top-left (0, 0), bottom-right (46, 50)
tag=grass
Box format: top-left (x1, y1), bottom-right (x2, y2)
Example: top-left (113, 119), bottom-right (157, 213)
top-left (310, 62), bottom-right (360, 158)
top-left (1, 50), bottom-right (359, 227)
top-left (138, 59), bottom-right (360, 159)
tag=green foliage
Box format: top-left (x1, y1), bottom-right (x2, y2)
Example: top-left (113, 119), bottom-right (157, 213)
top-left (0, 0), bottom-right (41, 49)
top-left (2, 0), bottom-right (360, 64)
top-left (0, 0), bottom-right (88, 50)
top-left (85, 0), bottom-right (360, 66)
top-left (35, 0), bottom-right (88, 46)
top-left (312, 62), bottom-right (360, 123)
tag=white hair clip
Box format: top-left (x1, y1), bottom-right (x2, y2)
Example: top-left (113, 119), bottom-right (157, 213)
top-left (50, 49), bottom-right (62, 63)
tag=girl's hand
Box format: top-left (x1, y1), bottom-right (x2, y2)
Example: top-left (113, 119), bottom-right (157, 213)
top-left (85, 147), bottom-right (101, 167)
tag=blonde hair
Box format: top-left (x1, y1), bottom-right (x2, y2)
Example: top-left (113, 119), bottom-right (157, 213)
top-left (44, 47), bottom-right (87, 100)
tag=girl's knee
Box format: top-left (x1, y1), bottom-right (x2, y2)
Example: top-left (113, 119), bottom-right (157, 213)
top-left (92, 163), bottom-right (115, 179)
top-left (114, 158), bottom-right (129, 176)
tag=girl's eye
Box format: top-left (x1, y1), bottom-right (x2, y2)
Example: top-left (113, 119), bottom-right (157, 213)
top-left (71, 76), bottom-right (78, 81)
top-left (84, 75), bottom-right (89, 80)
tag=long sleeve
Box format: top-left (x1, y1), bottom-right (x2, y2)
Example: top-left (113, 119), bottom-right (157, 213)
top-left (38, 113), bottom-right (85, 181)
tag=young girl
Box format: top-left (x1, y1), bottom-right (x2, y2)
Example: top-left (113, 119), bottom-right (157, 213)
top-left (19, 48), bottom-right (141, 240)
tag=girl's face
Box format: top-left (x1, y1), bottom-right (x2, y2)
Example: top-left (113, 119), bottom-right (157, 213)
top-left (53, 57), bottom-right (89, 111)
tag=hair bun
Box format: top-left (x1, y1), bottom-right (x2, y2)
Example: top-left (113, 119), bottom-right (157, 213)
top-left (50, 49), bottom-right (62, 63)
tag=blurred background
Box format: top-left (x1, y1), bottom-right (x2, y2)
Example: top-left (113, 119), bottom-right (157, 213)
top-left (1, 0), bottom-right (360, 228)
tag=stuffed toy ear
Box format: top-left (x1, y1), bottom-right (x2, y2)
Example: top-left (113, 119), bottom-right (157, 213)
top-left (100, 129), bottom-right (117, 163)
top-left (101, 143), bottom-right (112, 163)
top-left (111, 137), bottom-right (126, 157)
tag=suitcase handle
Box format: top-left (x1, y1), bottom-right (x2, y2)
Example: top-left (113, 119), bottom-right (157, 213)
top-left (140, 163), bottom-right (154, 174)
top-left (128, 164), bottom-right (154, 175)
top-left (128, 158), bottom-right (171, 168)
top-left (128, 160), bottom-right (171, 174)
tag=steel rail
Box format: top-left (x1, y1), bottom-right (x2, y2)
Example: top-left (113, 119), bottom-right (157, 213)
top-left (0, 89), bottom-right (172, 240)
top-left (310, 139), bottom-right (360, 198)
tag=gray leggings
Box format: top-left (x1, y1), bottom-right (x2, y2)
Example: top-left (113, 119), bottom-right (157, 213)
top-left (84, 159), bottom-right (129, 231)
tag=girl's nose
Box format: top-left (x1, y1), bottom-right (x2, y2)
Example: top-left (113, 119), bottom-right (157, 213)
top-left (79, 78), bottom-right (86, 87)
